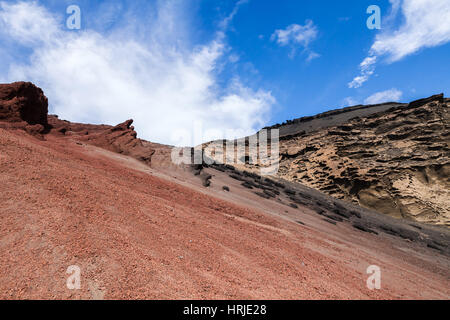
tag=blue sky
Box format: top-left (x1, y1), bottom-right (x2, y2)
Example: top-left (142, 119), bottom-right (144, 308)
top-left (0, 0), bottom-right (449, 145)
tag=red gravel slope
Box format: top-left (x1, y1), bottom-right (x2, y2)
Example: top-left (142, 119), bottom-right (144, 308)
top-left (0, 128), bottom-right (448, 300)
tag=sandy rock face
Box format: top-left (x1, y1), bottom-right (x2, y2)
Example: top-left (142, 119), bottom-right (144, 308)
top-left (272, 95), bottom-right (449, 226)
top-left (0, 82), bottom-right (48, 126)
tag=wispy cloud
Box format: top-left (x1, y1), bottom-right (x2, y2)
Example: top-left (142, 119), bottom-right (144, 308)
top-left (364, 88), bottom-right (403, 104)
top-left (0, 0), bottom-right (274, 146)
top-left (342, 96), bottom-right (360, 106)
top-left (349, 0), bottom-right (450, 88)
top-left (0, 0), bottom-right (59, 45)
top-left (306, 51), bottom-right (320, 62)
top-left (348, 56), bottom-right (377, 89)
top-left (219, 0), bottom-right (249, 30)
top-left (271, 20), bottom-right (317, 47)
top-left (270, 20), bottom-right (319, 60)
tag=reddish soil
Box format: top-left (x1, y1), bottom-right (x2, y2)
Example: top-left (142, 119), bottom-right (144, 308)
top-left (0, 128), bottom-right (448, 300)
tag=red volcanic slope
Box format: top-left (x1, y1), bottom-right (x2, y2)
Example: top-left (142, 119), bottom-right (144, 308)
top-left (0, 82), bottom-right (448, 299)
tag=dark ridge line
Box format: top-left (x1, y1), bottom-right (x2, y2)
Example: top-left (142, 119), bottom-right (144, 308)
top-left (264, 102), bottom-right (406, 130)
top-left (263, 93), bottom-right (445, 131)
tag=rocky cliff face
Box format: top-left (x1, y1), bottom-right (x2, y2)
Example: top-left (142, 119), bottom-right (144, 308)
top-left (0, 82), bottom-right (49, 138)
top-left (271, 95), bottom-right (449, 226)
top-left (0, 82), bottom-right (48, 126)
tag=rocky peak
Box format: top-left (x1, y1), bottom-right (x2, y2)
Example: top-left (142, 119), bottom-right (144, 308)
top-left (0, 82), bottom-right (48, 126)
top-left (81, 119), bottom-right (155, 164)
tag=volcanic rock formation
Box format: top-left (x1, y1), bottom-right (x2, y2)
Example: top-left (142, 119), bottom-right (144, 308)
top-left (0, 82), bottom-right (49, 137)
top-left (262, 95), bottom-right (450, 226)
top-left (0, 82), bottom-right (48, 126)
top-left (80, 119), bottom-right (155, 165)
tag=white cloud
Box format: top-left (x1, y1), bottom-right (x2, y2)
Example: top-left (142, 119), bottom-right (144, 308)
top-left (348, 56), bottom-right (377, 88)
top-left (349, 0), bottom-right (450, 88)
top-left (228, 53), bottom-right (240, 63)
top-left (306, 51), bottom-right (320, 62)
top-left (271, 20), bottom-right (319, 60)
top-left (371, 0), bottom-right (450, 62)
top-left (0, 0), bottom-right (59, 45)
top-left (342, 97), bottom-right (359, 106)
top-left (271, 20), bottom-right (317, 47)
top-left (219, 0), bottom-right (249, 30)
top-left (364, 88), bottom-right (403, 104)
top-left (0, 1), bottom-right (274, 146)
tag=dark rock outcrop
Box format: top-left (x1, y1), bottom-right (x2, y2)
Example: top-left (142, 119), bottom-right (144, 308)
top-left (0, 82), bottom-right (48, 126)
top-left (0, 82), bottom-right (49, 138)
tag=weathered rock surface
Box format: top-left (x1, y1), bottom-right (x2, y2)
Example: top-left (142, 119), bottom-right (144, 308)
top-left (0, 82), bottom-right (48, 126)
top-left (80, 119), bottom-right (155, 164)
top-left (0, 82), bottom-right (49, 138)
top-left (270, 95), bottom-right (449, 226)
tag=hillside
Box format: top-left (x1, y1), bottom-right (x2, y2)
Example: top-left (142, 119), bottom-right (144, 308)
top-left (0, 82), bottom-right (449, 299)
top-left (236, 95), bottom-right (449, 226)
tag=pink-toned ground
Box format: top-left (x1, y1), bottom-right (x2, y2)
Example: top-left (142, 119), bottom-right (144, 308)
top-left (0, 127), bottom-right (448, 300)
